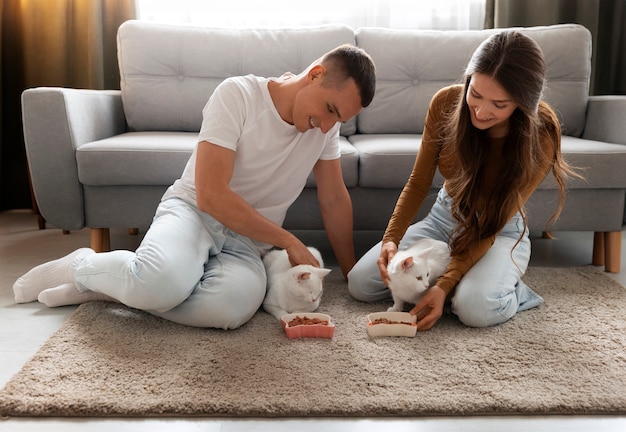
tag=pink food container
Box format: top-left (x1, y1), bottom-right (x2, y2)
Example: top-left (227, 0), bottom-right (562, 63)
top-left (280, 312), bottom-right (335, 339)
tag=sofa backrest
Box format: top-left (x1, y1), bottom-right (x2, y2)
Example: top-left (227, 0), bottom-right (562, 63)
top-left (356, 24), bottom-right (592, 137)
top-left (118, 21), bottom-right (591, 139)
top-left (117, 20), bottom-right (356, 134)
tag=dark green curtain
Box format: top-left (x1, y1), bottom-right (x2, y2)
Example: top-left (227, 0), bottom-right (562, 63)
top-left (0, 0), bottom-right (136, 211)
top-left (485, 0), bottom-right (626, 96)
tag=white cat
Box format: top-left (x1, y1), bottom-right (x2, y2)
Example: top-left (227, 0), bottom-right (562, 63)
top-left (262, 247), bottom-right (331, 320)
top-left (386, 238), bottom-right (451, 312)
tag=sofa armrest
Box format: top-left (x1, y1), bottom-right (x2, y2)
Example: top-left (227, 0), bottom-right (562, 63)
top-left (582, 95), bottom-right (626, 145)
top-left (21, 88), bottom-right (126, 230)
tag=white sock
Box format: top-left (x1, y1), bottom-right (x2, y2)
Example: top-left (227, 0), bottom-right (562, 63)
top-left (38, 283), bottom-right (118, 307)
top-left (13, 248), bottom-right (95, 303)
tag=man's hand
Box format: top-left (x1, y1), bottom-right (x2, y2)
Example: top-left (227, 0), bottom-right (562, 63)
top-left (410, 285), bottom-right (446, 331)
top-left (377, 241), bottom-right (398, 286)
top-left (285, 241), bottom-right (321, 268)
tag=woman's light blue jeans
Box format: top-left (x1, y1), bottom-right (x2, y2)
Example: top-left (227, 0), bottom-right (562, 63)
top-left (348, 188), bottom-right (543, 327)
top-left (74, 197), bottom-right (267, 329)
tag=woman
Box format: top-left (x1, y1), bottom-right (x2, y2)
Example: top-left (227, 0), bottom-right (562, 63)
top-left (348, 30), bottom-right (578, 330)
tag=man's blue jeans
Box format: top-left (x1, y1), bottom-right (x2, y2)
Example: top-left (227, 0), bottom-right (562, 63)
top-left (75, 197), bottom-right (266, 329)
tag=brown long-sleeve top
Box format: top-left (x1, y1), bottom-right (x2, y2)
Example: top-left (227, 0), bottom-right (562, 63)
top-left (382, 85), bottom-right (560, 295)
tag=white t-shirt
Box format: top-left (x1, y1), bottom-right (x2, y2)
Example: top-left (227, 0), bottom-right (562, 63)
top-left (165, 75), bottom-right (341, 245)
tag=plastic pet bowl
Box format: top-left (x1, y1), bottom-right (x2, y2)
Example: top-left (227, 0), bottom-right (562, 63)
top-left (366, 311), bottom-right (418, 337)
top-left (280, 312), bottom-right (335, 339)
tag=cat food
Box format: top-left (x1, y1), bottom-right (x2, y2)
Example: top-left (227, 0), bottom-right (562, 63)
top-left (371, 317), bottom-right (414, 325)
top-left (366, 312), bottom-right (417, 338)
top-left (280, 312), bottom-right (335, 339)
top-left (288, 316), bottom-right (329, 327)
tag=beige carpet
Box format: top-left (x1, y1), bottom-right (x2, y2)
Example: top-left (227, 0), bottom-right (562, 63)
top-left (1, 266), bottom-right (625, 417)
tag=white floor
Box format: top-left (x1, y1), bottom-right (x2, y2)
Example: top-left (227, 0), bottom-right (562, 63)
top-left (1, 209), bottom-right (625, 432)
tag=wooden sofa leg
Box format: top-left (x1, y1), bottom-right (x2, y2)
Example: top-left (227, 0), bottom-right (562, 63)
top-left (604, 231), bottom-right (621, 273)
top-left (37, 214), bottom-right (46, 230)
top-left (90, 228), bottom-right (111, 253)
top-left (592, 232), bottom-right (605, 266)
top-left (592, 231), bottom-right (621, 273)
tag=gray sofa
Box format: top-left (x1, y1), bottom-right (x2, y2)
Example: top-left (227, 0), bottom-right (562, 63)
top-left (22, 20), bottom-right (626, 272)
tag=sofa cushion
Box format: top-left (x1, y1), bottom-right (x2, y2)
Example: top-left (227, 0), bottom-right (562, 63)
top-left (77, 132), bottom-right (196, 186)
top-left (355, 24), bottom-right (591, 138)
top-left (349, 134), bottom-right (445, 188)
top-left (77, 133), bottom-right (359, 188)
top-left (543, 136), bottom-right (626, 189)
top-left (350, 133), bottom-right (626, 192)
top-left (117, 20), bottom-right (357, 136)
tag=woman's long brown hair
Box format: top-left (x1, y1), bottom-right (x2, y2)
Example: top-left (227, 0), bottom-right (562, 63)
top-left (441, 31), bottom-right (580, 257)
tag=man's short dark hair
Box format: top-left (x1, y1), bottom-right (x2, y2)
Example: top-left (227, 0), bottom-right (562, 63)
top-left (321, 44), bottom-right (376, 108)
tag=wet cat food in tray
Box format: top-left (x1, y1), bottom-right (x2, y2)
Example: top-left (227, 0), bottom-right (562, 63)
top-left (367, 311), bottom-right (417, 337)
top-left (281, 312), bottom-right (335, 339)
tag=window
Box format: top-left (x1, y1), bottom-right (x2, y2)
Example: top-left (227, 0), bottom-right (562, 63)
top-left (137, 0), bottom-right (486, 30)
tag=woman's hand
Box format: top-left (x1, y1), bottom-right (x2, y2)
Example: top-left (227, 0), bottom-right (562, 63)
top-left (377, 241), bottom-right (398, 286)
top-left (410, 285), bottom-right (446, 331)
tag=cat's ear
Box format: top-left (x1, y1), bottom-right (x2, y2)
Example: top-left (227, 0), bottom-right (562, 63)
top-left (297, 272), bottom-right (312, 281)
top-left (313, 267), bottom-right (332, 278)
top-left (401, 256), bottom-right (414, 271)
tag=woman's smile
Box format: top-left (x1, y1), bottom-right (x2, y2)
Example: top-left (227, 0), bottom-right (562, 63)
top-left (466, 72), bottom-right (518, 138)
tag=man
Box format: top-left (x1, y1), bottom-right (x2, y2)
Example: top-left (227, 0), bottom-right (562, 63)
top-left (13, 44), bottom-right (376, 329)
